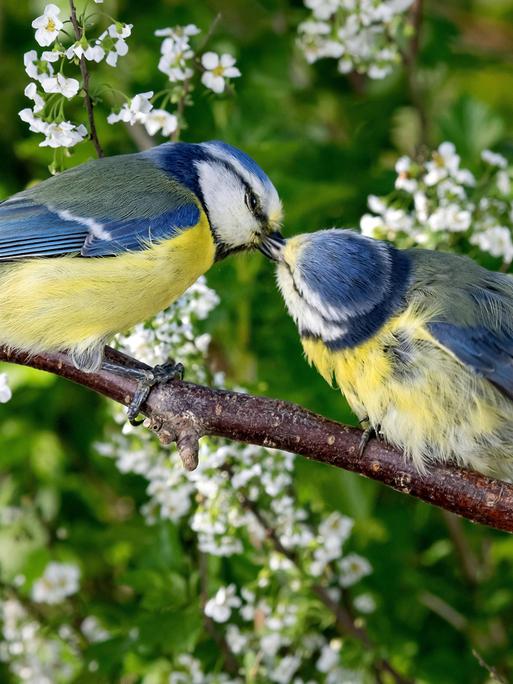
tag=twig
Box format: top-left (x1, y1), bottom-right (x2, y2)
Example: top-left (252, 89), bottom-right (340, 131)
top-left (234, 482), bottom-right (412, 684)
top-left (419, 591), bottom-right (468, 632)
top-left (171, 79), bottom-right (190, 142)
top-left (441, 510), bottom-right (482, 584)
top-left (2, 345), bottom-right (513, 534)
top-left (69, 0), bottom-right (104, 158)
top-left (170, 13), bottom-right (222, 142)
top-left (198, 550), bottom-right (240, 676)
top-left (472, 649), bottom-right (508, 684)
top-left (401, 0), bottom-right (429, 149)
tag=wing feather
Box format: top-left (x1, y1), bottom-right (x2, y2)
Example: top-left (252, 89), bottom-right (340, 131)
top-left (0, 152), bottom-right (201, 260)
top-left (410, 249), bottom-right (513, 400)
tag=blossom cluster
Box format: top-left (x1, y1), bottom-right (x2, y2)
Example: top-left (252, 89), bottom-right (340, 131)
top-left (20, 5), bottom-right (242, 152)
top-left (95, 276), bottom-right (375, 682)
top-left (20, 3), bottom-right (134, 150)
top-left (297, 0), bottom-right (414, 79)
top-left (1, 562), bottom-right (111, 683)
top-left (0, 598), bottom-right (80, 684)
top-left (31, 562), bottom-right (80, 605)
top-left (107, 25), bottom-right (241, 138)
top-left (360, 142), bottom-right (513, 264)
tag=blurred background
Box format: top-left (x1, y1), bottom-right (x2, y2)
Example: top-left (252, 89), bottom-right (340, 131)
top-left (1, 1), bottom-right (513, 682)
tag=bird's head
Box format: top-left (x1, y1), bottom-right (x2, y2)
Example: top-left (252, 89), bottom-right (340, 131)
top-left (269, 229), bottom-right (409, 347)
top-left (149, 141), bottom-right (283, 259)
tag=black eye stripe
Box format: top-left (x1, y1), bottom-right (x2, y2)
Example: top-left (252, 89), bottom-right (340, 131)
top-left (209, 157), bottom-right (266, 222)
top-left (245, 190), bottom-right (259, 213)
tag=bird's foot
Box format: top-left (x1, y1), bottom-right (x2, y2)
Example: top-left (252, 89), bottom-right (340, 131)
top-left (101, 359), bottom-right (184, 426)
top-left (358, 419), bottom-right (381, 458)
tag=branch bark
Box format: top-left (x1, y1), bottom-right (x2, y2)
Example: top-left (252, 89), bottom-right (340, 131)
top-left (2, 345), bottom-right (513, 534)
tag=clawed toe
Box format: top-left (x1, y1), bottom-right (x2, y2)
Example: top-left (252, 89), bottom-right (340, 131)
top-left (102, 358), bottom-right (184, 425)
top-left (357, 422), bottom-right (381, 458)
top-left (127, 360), bottom-right (184, 425)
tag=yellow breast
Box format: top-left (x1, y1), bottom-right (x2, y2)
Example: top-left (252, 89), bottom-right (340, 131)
top-left (0, 211), bottom-right (216, 356)
top-left (301, 305), bottom-right (513, 474)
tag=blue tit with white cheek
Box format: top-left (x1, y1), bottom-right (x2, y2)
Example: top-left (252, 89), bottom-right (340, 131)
top-left (264, 228), bottom-right (513, 479)
top-left (0, 141), bottom-right (282, 419)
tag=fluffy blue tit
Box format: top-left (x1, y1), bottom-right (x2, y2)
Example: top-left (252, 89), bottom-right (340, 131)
top-left (0, 141), bottom-right (283, 420)
top-left (264, 228), bottom-right (513, 478)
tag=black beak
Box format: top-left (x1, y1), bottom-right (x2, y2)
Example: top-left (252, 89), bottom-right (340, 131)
top-left (259, 231), bottom-right (286, 261)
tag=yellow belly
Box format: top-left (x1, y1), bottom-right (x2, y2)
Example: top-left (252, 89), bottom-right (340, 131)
top-left (0, 212), bottom-right (215, 361)
top-left (301, 306), bottom-right (513, 475)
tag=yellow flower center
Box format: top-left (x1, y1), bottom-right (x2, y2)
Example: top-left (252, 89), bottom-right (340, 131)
top-left (46, 18), bottom-right (56, 32)
top-left (212, 65), bottom-right (225, 77)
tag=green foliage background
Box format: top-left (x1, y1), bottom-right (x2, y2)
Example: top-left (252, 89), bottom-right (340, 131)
top-left (1, 0), bottom-right (513, 682)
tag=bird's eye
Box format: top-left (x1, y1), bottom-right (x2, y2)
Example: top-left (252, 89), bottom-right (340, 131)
top-left (245, 191), bottom-right (259, 213)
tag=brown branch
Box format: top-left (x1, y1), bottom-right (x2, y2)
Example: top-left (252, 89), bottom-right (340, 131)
top-left (69, 0), bottom-right (104, 157)
top-left (2, 345), bottom-right (513, 534)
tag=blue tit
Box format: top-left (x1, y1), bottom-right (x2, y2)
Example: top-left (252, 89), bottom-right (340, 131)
top-left (0, 141), bottom-right (282, 419)
top-left (263, 228), bottom-right (513, 478)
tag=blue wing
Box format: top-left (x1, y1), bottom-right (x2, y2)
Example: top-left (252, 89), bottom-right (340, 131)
top-left (428, 322), bottom-right (513, 399)
top-left (409, 249), bottom-right (513, 400)
top-left (0, 151), bottom-right (200, 260)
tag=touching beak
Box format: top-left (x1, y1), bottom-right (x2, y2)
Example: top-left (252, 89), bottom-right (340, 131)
top-left (259, 231), bottom-right (286, 262)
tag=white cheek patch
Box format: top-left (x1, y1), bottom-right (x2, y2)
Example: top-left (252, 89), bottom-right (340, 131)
top-left (201, 143), bottom-right (283, 228)
top-left (276, 263), bottom-right (345, 342)
top-left (196, 160), bottom-right (258, 248)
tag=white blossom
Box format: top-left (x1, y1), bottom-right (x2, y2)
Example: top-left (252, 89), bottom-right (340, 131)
top-left (24, 83), bottom-right (44, 113)
top-left (361, 141), bottom-right (513, 260)
top-left (424, 142), bottom-right (460, 186)
top-left (354, 593), bottom-right (376, 614)
top-left (144, 109), bottom-right (178, 137)
top-left (271, 655), bottom-right (301, 684)
top-left (497, 171), bottom-right (511, 196)
top-left (360, 213), bottom-right (383, 238)
top-left (427, 204), bottom-right (472, 233)
top-left (32, 4), bottom-right (63, 47)
top-left (31, 562), bottom-right (80, 604)
top-left (1, 599), bottom-right (78, 682)
top-left (24, 50), bottom-right (53, 82)
top-left (107, 91), bottom-right (154, 126)
top-left (40, 121), bottom-right (87, 148)
top-left (41, 49), bottom-right (62, 62)
top-left (317, 641), bottom-right (341, 673)
top-left (305, 0), bottom-right (340, 20)
top-left (18, 108), bottom-right (49, 134)
top-left (204, 585), bottom-right (241, 623)
top-left (81, 616), bottom-right (110, 643)
top-left (155, 24), bottom-right (200, 38)
top-left (0, 373), bottom-right (12, 403)
top-left (338, 553), bottom-right (372, 587)
top-left (225, 625), bottom-right (247, 654)
top-left (66, 41), bottom-right (105, 63)
top-left (98, 23), bottom-right (132, 67)
top-left (299, 0), bottom-right (412, 77)
top-left (482, 149), bottom-right (508, 169)
top-left (470, 226), bottom-right (513, 263)
top-left (201, 52), bottom-right (241, 94)
top-left (41, 73), bottom-right (80, 99)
